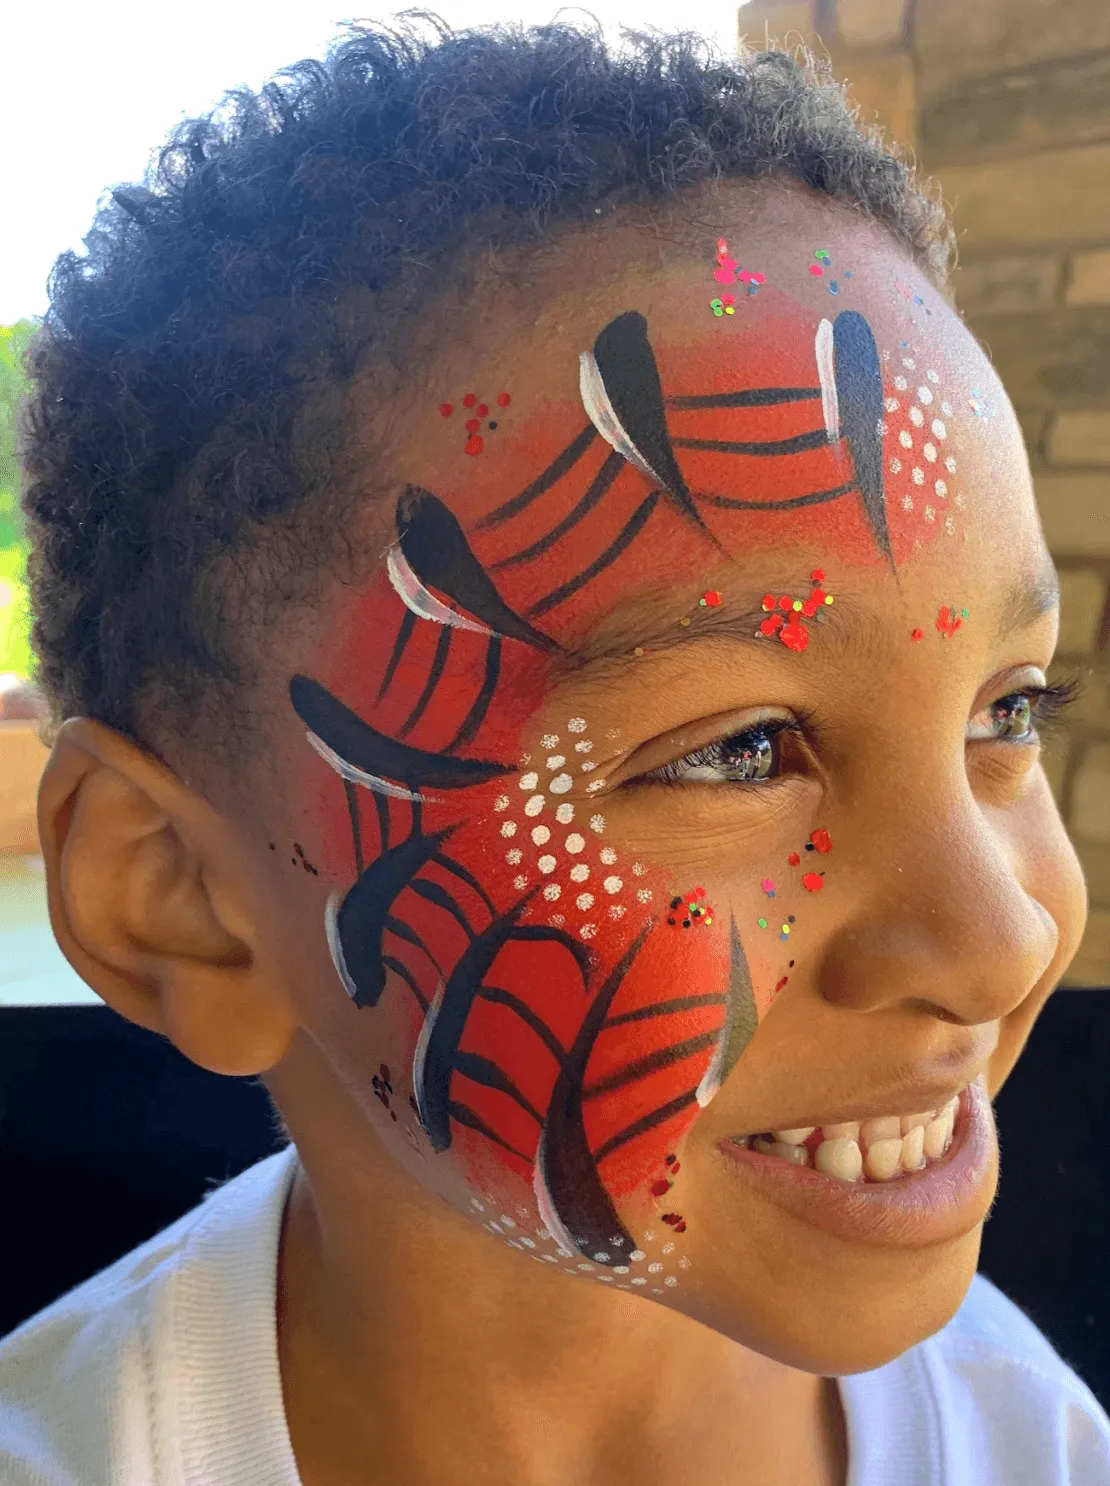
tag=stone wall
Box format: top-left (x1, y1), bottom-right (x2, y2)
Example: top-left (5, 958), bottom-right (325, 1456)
top-left (739, 0), bottom-right (1110, 984)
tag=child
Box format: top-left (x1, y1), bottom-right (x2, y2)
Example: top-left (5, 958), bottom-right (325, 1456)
top-left (4, 21), bottom-right (1108, 1485)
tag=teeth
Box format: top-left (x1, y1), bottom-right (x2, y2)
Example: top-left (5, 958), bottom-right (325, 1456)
top-left (742, 1089), bottom-right (964, 1184)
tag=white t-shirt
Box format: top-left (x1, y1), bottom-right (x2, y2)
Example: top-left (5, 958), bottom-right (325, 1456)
top-left (0, 1146), bottom-right (1107, 1485)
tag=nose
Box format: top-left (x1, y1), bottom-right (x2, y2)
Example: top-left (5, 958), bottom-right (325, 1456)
top-left (815, 791), bottom-right (1059, 1028)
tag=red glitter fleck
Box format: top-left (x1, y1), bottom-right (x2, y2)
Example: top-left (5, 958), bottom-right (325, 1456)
top-left (779, 619), bottom-right (809, 652)
top-left (462, 392), bottom-right (477, 408)
top-left (465, 417), bottom-right (481, 433)
top-left (650, 1179), bottom-right (672, 1197)
top-left (800, 595), bottom-right (819, 617)
top-left (465, 434), bottom-right (484, 456)
top-left (702, 590), bottom-right (722, 607)
top-left (911, 628), bottom-right (925, 642)
top-left (778, 595), bottom-right (793, 611)
top-left (439, 403), bottom-right (454, 417)
top-left (774, 976), bottom-right (789, 994)
top-left (761, 593), bottom-right (777, 611)
top-left (476, 403), bottom-right (489, 417)
top-left (759, 614), bottom-right (784, 636)
top-left (661, 1213), bottom-right (683, 1226)
top-left (811, 568), bottom-right (825, 582)
top-left (810, 828), bottom-right (833, 853)
top-left (810, 588), bottom-right (827, 606)
top-left (675, 1222), bottom-right (687, 1233)
top-left (809, 263), bottom-right (824, 276)
top-left (496, 392), bottom-right (511, 407)
top-left (693, 886), bottom-right (706, 898)
top-left (802, 872), bottom-right (824, 892)
top-left (788, 852), bottom-right (801, 867)
top-left (936, 606), bottom-right (962, 639)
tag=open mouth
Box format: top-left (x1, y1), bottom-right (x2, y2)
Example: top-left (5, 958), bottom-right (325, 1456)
top-left (729, 1091), bottom-right (963, 1184)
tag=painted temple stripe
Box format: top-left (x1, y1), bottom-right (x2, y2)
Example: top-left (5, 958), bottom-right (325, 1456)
top-left (386, 543), bottom-right (499, 638)
top-left (448, 1100), bottom-right (532, 1164)
top-left (666, 387), bottom-right (822, 410)
top-left (453, 1050), bottom-right (546, 1125)
top-left (324, 891), bottom-right (359, 1001)
top-left (579, 350), bottom-right (666, 487)
top-left (342, 779), bottom-right (364, 876)
top-left (304, 728), bottom-right (439, 803)
top-left (602, 992), bottom-right (729, 1028)
top-left (491, 450), bottom-right (626, 571)
top-left (591, 1088), bottom-right (701, 1165)
top-left (526, 490), bottom-right (660, 619)
top-left (472, 424), bottom-right (599, 531)
top-left (442, 635), bottom-right (501, 755)
top-left (672, 428), bottom-right (832, 457)
top-left (398, 623), bottom-right (453, 738)
top-left (377, 607), bottom-right (417, 703)
top-left (815, 318), bottom-right (840, 444)
top-left (381, 954), bottom-right (430, 1013)
top-left (581, 1030), bottom-right (720, 1101)
top-left (478, 985), bottom-right (569, 1065)
top-left (700, 480), bottom-right (858, 512)
top-left (409, 876), bottom-right (476, 939)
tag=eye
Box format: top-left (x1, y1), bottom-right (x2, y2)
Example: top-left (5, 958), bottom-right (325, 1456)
top-left (967, 682), bottom-right (1080, 744)
top-left (637, 718), bottom-right (801, 787)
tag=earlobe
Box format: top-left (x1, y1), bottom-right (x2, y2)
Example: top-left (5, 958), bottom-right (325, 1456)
top-left (38, 718), bottom-right (298, 1077)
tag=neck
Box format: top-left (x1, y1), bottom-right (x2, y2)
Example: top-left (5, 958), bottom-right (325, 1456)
top-left (268, 1036), bottom-right (846, 1486)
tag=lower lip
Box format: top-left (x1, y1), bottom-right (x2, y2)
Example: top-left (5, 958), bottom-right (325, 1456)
top-left (714, 1074), bottom-right (997, 1249)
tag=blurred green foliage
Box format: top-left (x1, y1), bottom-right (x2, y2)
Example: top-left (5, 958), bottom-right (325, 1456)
top-left (0, 320), bottom-right (37, 677)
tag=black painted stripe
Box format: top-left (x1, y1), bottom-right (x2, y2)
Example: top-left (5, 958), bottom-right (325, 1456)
top-left (700, 480), bottom-right (857, 512)
top-left (377, 606), bottom-right (417, 703)
top-left (448, 1101), bottom-right (532, 1163)
top-left (479, 984), bottom-right (568, 1065)
top-left (667, 387), bottom-right (821, 410)
top-left (526, 491), bottom-right (659, 619)
top-left (443, 636), bottom-right (501, 755)
top-left (603, 993), bottom-right (728, 1028)
top-left (399, 624), bottom-right (452, 739)
top-left (591, 1088), bottom-right (700, 1165)
top-left (453, 1051), bottom-right (545, 1124)
top-left (409, 876), bottom-right (474, 938)
top-left (673, 429), bottom-right (831, 457)
top-left (473, 425), bottom-right (599, 530)
top-left (582, 1031), bottom-right (719, 1101)
top-left (492, 450), bottom-right (626, 571)
top-left (382, 954), bottom-right (430, 1013)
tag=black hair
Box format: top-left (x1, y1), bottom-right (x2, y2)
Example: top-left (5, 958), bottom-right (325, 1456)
top-left (21, 19), bottom-right (953, 745)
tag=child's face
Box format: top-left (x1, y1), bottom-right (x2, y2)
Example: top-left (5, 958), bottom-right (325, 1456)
top-left (263, 185), bottom-right (1084, 1373)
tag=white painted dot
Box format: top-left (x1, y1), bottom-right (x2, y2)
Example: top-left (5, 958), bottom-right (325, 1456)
top-left (630, 1249), bottom-right (646, 1262)
top-left (580, 923), bottom-right (597, 940)
top-left (555, 803), bottom-right (574, 823)
top-left (636, 888), bottom-right (653, 903)
top-left (902, 357), bottom-right (916, 369)
top-left (519, 772), bottom-right (538, 791)
top-left (546, 754), bottom-right (566, 770)
top-left (541, 734), bottom-right (559, 748)
top-left (632, 862), bottom-right (646, 875)
top-left (538, 855), bottom-right (557, 874)
top-left (893, 375), bottom-right (908, 391)
top-left (923, 442), bottom-right (937, 462)
top-left (614, 1265), bottom-right (630, 1274)
top-left (489, 1221), bottom-right (503, 1233)
top-left (586, 779), bottom-right (606, 793)
top-left (574, 740), bottom-right (593, 753)
top-left (909, 405), bottom-right (924, 427)
top-left (935, 479), bottom-right (948, 497)
top-left (493, 795), bottom-right (510, 812)
top-left (543, 1254), bottom-right (558, 1263)
top-left (924, 506), bottom-right (936, 522)
top-left (927, 369), bottom-right (940, 383)
top-left (609, 904), bottom-right (625, 920)
top-left (565, 833), bottom-right (586, 853)
top-left (940, 400), bottom-right (953, 416)
top-left (603, 875), bottom-right (623, 894)
top-left (664, 1276), bottom-right (678, 1287)
top-left (580, 761), bottom-right (597, 772)
top-left (543, 883), bottom-right (561, 901)
top-left (578, 1262), bottom-right (593, 1271)
top-left (568, 717), bottom-right (587, 733)
top-left (917, 386), bottom-right (933, 405)
top-left (945, 456), bottom-right (957, 473)
top-left (651, 1287), bottom-right (664, 1295)
top-left (945, 516), bottom-right (955, 534)
top-left (631, 1276), bottom-right (647, 1285)
top-left (550, 774), bottom-right (573, 794)
top-left (471, 1198), bottom-right (485, 1210)
top-left (609, 1236), bottom-right (624, 1247)
top-left (884, 397), bottom-right (900, 413)
top-left (501, 821), bottom-right (518, 838)
top-left (506, 848), bottom-right (523, 864)
top-left (648, 1262), bottom-right (663, 1273)
top-left (599, 846), bottom-right (617, 865)
top-left (590, 814), bottom-right (606, 833)
top-left (889, 457), bottom-right (902, 473)
top-left (661, 1242), bottom-right (674, 1255)
top-left (550, 913), bottom-right (566, 926)
top-left (898, 430), bottom-right (913, 449)
top-left (576, 893), bottom-right (595, 910)
top-left (912, 467), bottom-right (924, 485)
top-left (501, 1216), bottom-right (516, 1228)
top-left (643, 1231), bottom-right (657, 1242)
top-left (513, 875), bottom-right (528, 890)
top-left (519, 753), bottom-right (531, 766)
top-left (570, 863), bottom-right (590, 882)
top-left (524, 795), bottom-right (545, 816)
top-left (678, 1256), bottom-right (691, 1270)
top-left (901, 494), bottom-right (914, 511)
top-left (931, 419), bottom-right (947, 440)
top-left (593, 1252), bottom-right (610, 1262)
top-left (954, 492), bottom-right (965, 508)
top-left (596, 1274), bottom-right (614, 1282)
top-left (531, 824), bottom-right (551, 845)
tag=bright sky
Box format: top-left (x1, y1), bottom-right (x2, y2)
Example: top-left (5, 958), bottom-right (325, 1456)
top-left (1, 0), bottom-right (752, 325)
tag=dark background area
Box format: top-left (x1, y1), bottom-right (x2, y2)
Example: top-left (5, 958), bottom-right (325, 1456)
top-left (0, 993), bottom-right (1106, 1409)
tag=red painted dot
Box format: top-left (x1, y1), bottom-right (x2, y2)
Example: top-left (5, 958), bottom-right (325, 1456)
top-left (496, 392), bottom-right (511, 407)
top-left (761, 593), bottom-right (777, 611)
top-left (465, 417), bottom-right (481, 433)
top-left (788, 852), bottom-right (801, 867)
top-left (779, 619), bottom-right (809, 652)
top-left (465, 434), bottom-right (484, 456)
top-left (802, 872), bottom-right (824, 892)
top-left (476, 403), bottom-right (489, 417)
top-left (778, 595), bottom-right (793, 611)
top-left (675, 1222), bottom-right (687, 1233)
top-left (462, 393), bottom-right (477, 408)
top-left (810, 828), bottom-right (833, 853)
top-left (800, 595), bottom-right (819, 617)
top-left (439, 403), bottom-right (454, 417)
top-left (650, 1179), bottom-right (672, 1197)
top-left (810, 588), bottom-right (827, 606)
top-left (759, 615), bottom-right (783, 636)
top-left (809, 263), bottom-right (824, 276)
top-left (811, 568), bottom-right (825, 583)
top-left (694, 886), bottom-right (706, 898)
top-left (702, 590), bottom-right (722, 607)
top-left (774, 976), bottom-right (789, 994)
top-left (911, 628), bottom-right (925, 642)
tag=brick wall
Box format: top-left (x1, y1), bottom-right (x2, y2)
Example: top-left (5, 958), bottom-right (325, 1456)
top-left (739, 0), bottom-right (1110, 984)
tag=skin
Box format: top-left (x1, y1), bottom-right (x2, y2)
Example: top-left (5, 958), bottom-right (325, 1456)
top-left (37, 179), bottom-right (1086, 1486)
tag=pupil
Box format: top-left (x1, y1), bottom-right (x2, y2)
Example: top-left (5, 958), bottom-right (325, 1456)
top-left (721, 732), bottom-right (775, 780)
top-left (994, 696), bottom-right (1032, 737)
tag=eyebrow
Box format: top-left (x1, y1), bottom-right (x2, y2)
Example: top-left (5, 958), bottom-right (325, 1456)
top-left (994, 561), bottom-right (1060, 642)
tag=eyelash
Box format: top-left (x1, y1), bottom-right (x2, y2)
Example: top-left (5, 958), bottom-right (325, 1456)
top-left (640, 680), bottom-right (1082, 790)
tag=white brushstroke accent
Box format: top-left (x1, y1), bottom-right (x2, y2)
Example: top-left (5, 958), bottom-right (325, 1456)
top-left (324, 890), bottom-right (358, 1001)
top-left (304, 728), bottom-right (439, 804)
top-left (814, 318), bottom-right (840, 445)
top-left (386, 544), bottom-right (497, 636)
top-left (578, 351), bottom-right (665, 486)
top-left (695, 1032), bottom-right (726, 1109)
top-left (532, 1131), bottom-right (581, 1258)
top-left (412, 977), bottom-right (445, 1133)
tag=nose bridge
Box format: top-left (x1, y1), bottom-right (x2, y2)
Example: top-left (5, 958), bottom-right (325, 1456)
top-left (818, 767), bottom-right (1058, 1024)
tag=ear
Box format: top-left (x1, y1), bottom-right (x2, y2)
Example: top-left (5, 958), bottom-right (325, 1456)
top-left (38, 718), bottom-right (298, 1077)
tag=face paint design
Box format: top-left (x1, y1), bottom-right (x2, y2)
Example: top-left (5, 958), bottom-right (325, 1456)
top-left (290, 291), bottom-right (964, 1280)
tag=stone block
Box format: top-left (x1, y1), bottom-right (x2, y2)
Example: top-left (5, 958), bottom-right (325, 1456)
top-left (935, 143), bottom-right (1110, 252)
top-left (1056, 569), bottom-right (1108, 654)
top-left (837, 50), bottom-right (916, 148)
top-left (965, 309), bottom-right (1110, 405)
top-left (1067, 250), bottom-right (1110, 306)
top-left (1036, 475), bottom-right (1110, 556)
top-left (1070, 741), bottom-right (1110, 843)
top-left (835, 0), bottom-right (905, 48)
top-left (1048, 412), bottom-right (1110, 467)
top-left (920, 48), bottom-right (1110, 165)
top-left (1060, 908), bottom-right (1110, 986)
top-left (915, 0), bottom-right (1110, 96)
top-left (953, 256), bottom-right (1061, 316)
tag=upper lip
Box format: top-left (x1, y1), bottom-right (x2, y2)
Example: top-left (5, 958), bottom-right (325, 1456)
top-left (728, 1072), bottom-right (981, 1137)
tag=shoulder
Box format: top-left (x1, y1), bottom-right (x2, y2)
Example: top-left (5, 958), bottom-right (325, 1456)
top-left (0, 1148), bottom-right (298, 1486)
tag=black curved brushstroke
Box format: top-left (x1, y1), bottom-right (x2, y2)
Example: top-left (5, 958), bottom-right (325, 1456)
top-left (473, 425), bottom-right (599, 530)
top-left (700, 912), bottom-right (760, 1099)
top-left (536, 922), bottom-right (653, 1264)
top-left (397, 487), bottom-right (560, 651)
top-left (399, 623), bottom-right (452, 738)
top-left (833, 311), bottom-right (891, 565)
top-left (334, 824), bottom-right (457, 1008)
top-left (430, 849), bottom-right (498, 918)
top-left (419, 903), bottom-right (591, 1153)
top-left (478, 985), bottom-right (568, 1065)
top-left (667, 387), bottom-right (821, 410)
top-left (699, 481), bottom-right (857, 512)
top-left (603, 992), bottom-right (728, 1028)
top-left (372, 790), bottom-right (390, 853)
top-left (526, 491), bottom-right (660, 620)
top-left (491, 450), bottom-right (626, 571)
top-left (453, 1051), bottom-right (545, 1124)
top-left (342, 779), bottom-right (363, 876)
top-left (673, 429), bottom-right (831, 457)
top-left (448, 1101), bottom-right (532, 1163)
top-left (591, 1089), bottom-right (700, 1165)
top-left (409, 876), bottom-right (475, 938)
top-left (291, 675), bottom-right (514, 789)
top-left (383, 913), bottom-right (444, 972)
top-left (377, 605), bottom-right (417, 703)
top-left (442, 636), bottom-right (501, 756)
top-left (381, 954), bottom-right (430, 1013)
top-left (582, 1031), bottom-right (720, 1100)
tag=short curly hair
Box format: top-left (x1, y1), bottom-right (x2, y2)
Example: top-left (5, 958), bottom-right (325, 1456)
top-left (21, 19), bottom-right (953, 747)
